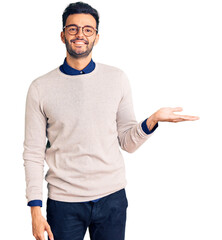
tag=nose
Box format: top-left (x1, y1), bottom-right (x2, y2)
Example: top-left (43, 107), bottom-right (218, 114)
top-left (75, 27), bottom-right (85, 38)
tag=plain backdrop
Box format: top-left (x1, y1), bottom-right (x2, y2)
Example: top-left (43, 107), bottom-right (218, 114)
top-left (0, 0), bottom-right (221, 239)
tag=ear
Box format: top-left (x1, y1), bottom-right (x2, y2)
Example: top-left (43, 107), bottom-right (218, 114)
top-left (61, 31), bottom-right (65, 44)
top-left (94, 33), bottom-right (99, 46)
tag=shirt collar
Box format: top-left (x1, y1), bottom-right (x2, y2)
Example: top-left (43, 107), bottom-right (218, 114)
top-left (60, 57), bottom-right (95, 75)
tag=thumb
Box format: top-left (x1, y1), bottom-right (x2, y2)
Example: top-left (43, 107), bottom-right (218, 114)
top-left (45, 223), bottom-right (54, 240)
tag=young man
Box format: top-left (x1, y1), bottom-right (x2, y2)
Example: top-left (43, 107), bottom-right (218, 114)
top-left (23, 2), bottom-right (199, 240)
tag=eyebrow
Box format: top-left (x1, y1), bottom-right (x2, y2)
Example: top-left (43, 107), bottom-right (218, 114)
top-left (66, 24), bottom-right (94, 28)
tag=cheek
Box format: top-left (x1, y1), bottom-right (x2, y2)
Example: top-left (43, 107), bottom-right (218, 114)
top-left (91, 37), bottom-right (98, 46)
top-left (63, 34), bottom-right (72, 44)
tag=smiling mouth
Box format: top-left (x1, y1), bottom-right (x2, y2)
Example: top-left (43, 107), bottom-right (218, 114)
top-left (71, 40), bottom-right (88, 45)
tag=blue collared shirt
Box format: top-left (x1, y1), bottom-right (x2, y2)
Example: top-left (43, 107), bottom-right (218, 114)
top-left (27, 58), bottom-right (158, 207)
top-left (60, 57), bottom-right (95, 75)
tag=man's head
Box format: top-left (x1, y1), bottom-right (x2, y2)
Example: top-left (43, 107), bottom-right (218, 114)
top-left (61, 2), bottom-right (100, 59)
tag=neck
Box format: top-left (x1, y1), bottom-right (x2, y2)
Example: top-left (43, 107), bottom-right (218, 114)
top-left (66, 54), bottom-right (92, 71)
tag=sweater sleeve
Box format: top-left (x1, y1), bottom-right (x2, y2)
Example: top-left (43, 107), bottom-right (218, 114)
top-left (22, 82), bottom-right (47, 205)
top-left (116, 71), bottom-right (158, 153)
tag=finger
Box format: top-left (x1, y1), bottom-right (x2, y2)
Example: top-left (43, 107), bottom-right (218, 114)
top-left (38, 234), bottom-right (45, 240)
top-left (171, 119), bottom-right (179, 123)
top-left (46, 224), bottom-right (54, 240)
top-left (180, 115), bottom-right (199, 120)
top-left (173, 115), bottom-right (199, 121)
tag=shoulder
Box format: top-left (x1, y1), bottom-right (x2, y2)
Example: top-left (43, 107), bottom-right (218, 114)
top-left (31, 67), bottom-right (59, 87)
top-left (96, 62), bottom-right (127, 77)
top-left (95, 62), bottom-right (130, 93)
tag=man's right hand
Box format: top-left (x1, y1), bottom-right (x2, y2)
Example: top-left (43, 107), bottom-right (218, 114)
top-left (31, 206), bottom-right (54, 240)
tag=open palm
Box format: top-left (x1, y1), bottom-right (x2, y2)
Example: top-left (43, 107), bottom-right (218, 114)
top-left (155, 107), bottom-right (199, 123)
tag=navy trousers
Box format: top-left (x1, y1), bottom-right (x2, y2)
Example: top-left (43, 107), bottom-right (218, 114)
top-left (46, 188), bottom-right (128, 240)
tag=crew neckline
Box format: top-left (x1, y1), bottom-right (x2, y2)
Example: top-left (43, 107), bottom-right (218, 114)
top-left (57, 62), bottom-right (99, 79)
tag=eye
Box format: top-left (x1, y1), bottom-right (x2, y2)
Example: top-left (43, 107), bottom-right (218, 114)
top-left (68, 27), bottom-right (78, 32)
top-left (85, 28), bottom-right (93, 33)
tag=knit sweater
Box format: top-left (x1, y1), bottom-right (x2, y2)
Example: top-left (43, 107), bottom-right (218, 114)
top-left (23, 62), bottom-right (158, 203)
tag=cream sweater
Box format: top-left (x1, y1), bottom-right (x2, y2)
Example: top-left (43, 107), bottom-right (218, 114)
top-left (23, 62), bottom-right (156, 203)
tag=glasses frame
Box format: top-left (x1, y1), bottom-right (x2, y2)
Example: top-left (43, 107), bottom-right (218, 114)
top-left (63, 24), bottom-right (98, 37)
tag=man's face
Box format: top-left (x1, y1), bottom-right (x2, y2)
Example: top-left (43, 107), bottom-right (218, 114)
top-left (61, 13), bottom-right (99, 59)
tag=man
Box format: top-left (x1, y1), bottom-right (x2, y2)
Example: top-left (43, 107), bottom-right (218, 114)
top-left (23, 2), bottom-right (199, 240)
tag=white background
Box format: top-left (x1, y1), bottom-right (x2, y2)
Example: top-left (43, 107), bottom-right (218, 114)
top-left (0, 0), bottom-right (221, 239)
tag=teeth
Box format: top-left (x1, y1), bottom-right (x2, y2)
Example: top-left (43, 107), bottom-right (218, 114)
top-left (74, 41), bottom-right (85, 44)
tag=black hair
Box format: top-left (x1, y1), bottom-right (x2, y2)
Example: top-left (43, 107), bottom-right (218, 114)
top-left (62, 2), bottom-right (100, 33)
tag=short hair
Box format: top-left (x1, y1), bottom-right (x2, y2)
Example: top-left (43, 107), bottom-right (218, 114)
top-left (62, 2), bottom-right (100, 33)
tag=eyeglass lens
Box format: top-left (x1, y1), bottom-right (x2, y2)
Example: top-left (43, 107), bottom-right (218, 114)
top-left (67, 26), bottom-right (95, 36)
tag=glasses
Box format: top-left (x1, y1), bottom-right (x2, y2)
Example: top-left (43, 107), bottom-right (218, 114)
top-left (63, 24), bottom-right (98, 37)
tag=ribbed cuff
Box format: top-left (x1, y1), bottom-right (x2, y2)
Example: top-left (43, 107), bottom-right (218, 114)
top-left (27, 200), bottom-right (42, 207)
top-left (141, 118), bottom-right (158, 135)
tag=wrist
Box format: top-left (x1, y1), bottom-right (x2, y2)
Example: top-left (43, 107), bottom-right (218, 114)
top-left (31, 206), bottom-right (42, 217)
top-left (146, 114), bottom-right (158, 131)
top-left (151, 111), bottom-right (159, 123)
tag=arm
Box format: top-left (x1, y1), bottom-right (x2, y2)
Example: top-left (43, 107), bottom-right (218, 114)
top-left (116, 72), bottom-right (199, 153)
top-left (23, 82), bottom-right (46, 205)
top-left (116, 71), bottom-right (158, 153)
top-left (23, 82), bottom-right (54, 240)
